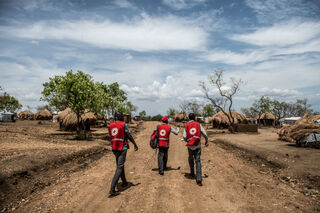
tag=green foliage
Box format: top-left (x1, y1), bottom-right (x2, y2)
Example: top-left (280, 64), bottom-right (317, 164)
top-left (271, 100), bottom-right (288, 121)
top-left (139, 110), bottom-right (146, 118)
top-left (252, 96), bottom-right (272, 118)
top-left (106, 82), bottom-right (127, 116)
top-left (202, 104), bottom-right (215, 117)
top-left (166, 108), bottom-right (177, 118)
top-left (151, 114), bottom-right (163, 121)
top-left (0, 92), bottom-right (22, 113)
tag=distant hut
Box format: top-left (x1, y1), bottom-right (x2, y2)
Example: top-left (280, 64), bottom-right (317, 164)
top-left (18, 110), bottom-right (34, 120)
top-left (124, 114), bottom-right (131, 123)
top-left (174, 112), bottom-right (188, 122)
top-left (209, 110), bottom-right (247, 129)
top-left (256, 112), bottom-right (276, 126)
top-left (35, 109), bottom-right (52, 120)
top-left (54, 108), bottom-right (96, 131)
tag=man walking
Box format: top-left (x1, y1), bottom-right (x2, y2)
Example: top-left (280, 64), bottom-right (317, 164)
top-left (183, 113), bottom-right (208, 186)
top-left (157, 116), bottom-right (179, 176)
top-left (108, 112), bottom-right (138, 196)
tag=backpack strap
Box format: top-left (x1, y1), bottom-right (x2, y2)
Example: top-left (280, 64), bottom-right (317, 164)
top-left (155, 125), bottom-right (159, 139)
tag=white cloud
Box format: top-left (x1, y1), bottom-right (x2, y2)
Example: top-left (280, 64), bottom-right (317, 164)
top-left (113, 0), bottom-right (135, 8)
top-left (229, 20), bottom-right (320, 46)
top-left (245, 0), bottom-right (319, 23)
top-left (0, 15), bottom-right (208, 52)
top-left (163, 0), bottom-right (206, 10)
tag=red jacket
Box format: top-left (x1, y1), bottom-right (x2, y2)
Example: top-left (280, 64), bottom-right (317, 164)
top-left (157, 124), bottom-right (171, 147)
top-left (184, 121), bottom-right (201, 146)
top-left (108, 121), bottom-right (129, 150)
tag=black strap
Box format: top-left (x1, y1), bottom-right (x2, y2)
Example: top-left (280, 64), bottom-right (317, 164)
top-left (155, 125), bottom-right (159, 139)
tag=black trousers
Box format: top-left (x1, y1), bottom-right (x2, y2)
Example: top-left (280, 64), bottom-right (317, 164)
top-left (188, 148), bottom-right (202, 182)
top-left (158, 147), bottom-right (169, 173)
top-left (110, 150), bottom-right (127, 191)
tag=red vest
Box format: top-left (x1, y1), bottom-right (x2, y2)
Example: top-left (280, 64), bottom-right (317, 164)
top-left (108, 121), bottom-right (128, 150)
top-left (157, 124), bottom-right (171, 147)
top-left (185, 121), bottom-right (201, 146)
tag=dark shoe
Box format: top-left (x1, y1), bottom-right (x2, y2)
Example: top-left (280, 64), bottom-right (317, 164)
top-left (184, 173), bottom-right (195, 179)
top-left (121, 182), bottom-right (129, 187)
top-left (109, 190), bottom-right (120, 197)
top-left (197, 181), bottom-right (203, 186)
top-left (159, 172), bottom-right (164, 176)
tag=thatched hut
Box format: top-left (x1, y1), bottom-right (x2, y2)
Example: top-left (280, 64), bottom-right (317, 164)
top-left (18, 110), bottom-right (34, 120)
top-left (55, 108), bottom-right (97, 131)
top-left (278, 114), bottom-right (320, 145)
top-left (174, 112), bottom-right (188, 122)
top-left (209, 110), bottom-right (247, 129)
top-left (256, 112), bottom-right (276, 126)
top-left (35, 109), bottom-right (52, 120)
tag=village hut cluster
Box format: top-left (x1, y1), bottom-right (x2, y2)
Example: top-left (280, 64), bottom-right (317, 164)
top-left (278, 114), bottom-right (320, 146)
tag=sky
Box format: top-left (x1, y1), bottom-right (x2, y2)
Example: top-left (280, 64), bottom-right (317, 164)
top-left (0, 0), bottom-right (320, 115)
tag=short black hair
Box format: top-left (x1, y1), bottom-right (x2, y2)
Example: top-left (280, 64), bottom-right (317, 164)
top-left (114, 111), bottom-right (124, 121)
top-left (188, 113), bottom-right (195, 120)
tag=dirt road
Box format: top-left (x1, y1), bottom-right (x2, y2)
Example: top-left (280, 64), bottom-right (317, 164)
top-left (15, 122), bottom-right (317, 212)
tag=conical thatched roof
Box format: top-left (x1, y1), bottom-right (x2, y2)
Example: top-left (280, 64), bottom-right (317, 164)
top-left (209, 110), bottom-right (247, 126)
top-left (278, 114), bottom-right (320, 143)
top-left (55, 108), bottom-right (96, 131)
top-left (174, 112), bottom-right (188, 122)
top-left (18, 110), bottom-right (34, 119)
top-left (35, 109), bottom-right (52, 120)
top-left (256, 112), bottom-right (276, 120)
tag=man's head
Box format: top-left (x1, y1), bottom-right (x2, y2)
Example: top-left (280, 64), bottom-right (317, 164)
top-left (188, 113), bottom-right (195, 121)
top-left (161, 116), bottom-right (168, 124)
top-left (114, 111), bottom-right (124, 121)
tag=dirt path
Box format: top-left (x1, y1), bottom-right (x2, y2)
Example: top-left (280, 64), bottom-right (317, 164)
top-left (15, 122), bottom-right (317, 212)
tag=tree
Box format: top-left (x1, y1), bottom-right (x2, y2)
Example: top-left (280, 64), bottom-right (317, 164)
top-left (106, 82), bottom-right (127, 116)
top-left (41, 75), bottom-right (68, 111)
top-left (126, 101), bottom-right (138, 115)
top-left (200, 69), bottom-right (243, 132)
top-left (139, 110), bottom-right (146, 118)
top-left (186, 100), bottom-right (202, 116)
top-left (167, 108), bottom-right (177, 118)
top-left (0, 87), bottom-right (22, 113)
top-left (42, 70), bottom-right (97, 135)
top-left (202, 104), bottom-right (215, 117)
top-left (271, 100), bottom-right (288, 124)
top-left (179, 101), bottom-right (189, 113)
top-left (292, 98), bottom-right (313, 116)
top-left (251, 96), bottom-right (272, 125)
top-left (240, 107), bottom-right (258, 118)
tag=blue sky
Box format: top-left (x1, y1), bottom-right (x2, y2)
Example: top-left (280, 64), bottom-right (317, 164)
top-left (0, 0), bottom-right (320, 115)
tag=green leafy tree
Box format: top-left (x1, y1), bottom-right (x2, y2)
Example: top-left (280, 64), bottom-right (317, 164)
top-left (126, 101), bottom-right (138, 115)
top-left (139, 110), bottom-right (146, 118)
top-left (151, 114), bottom-right (163, 121)
top-left (241, 107), bottom-right (258, 118)
top-left (271, 100), bottom-right (288, 124)
top-left (0, 92), bottom-right (22, 113)
top-left (0, 86), bottom-right (22, 113)
top-left (202, 104), bottom-right (215, 117)
top-left (106, 82), bottom-right (127, 116)
top-left (41, 75), bottom-right (68, 111)
top-left (252, 96), bottom-right (272, 125)
top-left (42, 70), bottom-right (97, 134)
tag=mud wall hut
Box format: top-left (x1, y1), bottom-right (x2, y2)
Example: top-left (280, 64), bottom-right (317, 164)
top-left (256, 112), bottom-right (276, 126)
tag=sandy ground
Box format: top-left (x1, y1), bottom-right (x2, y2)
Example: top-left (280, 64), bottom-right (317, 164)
top-left (2, 121), bottom-right (318, 212)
